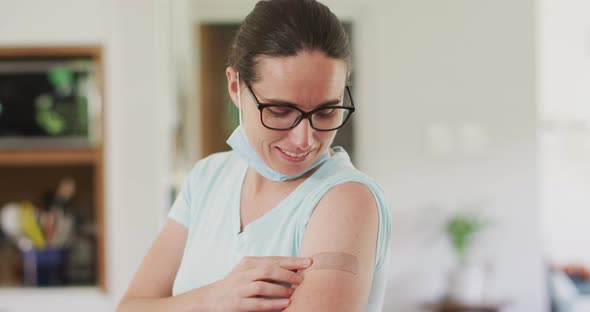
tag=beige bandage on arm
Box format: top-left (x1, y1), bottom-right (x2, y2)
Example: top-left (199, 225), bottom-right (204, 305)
top-left (307, 252), bottom-right (359, 275)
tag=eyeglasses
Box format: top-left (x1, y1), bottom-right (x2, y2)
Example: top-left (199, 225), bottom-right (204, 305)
top-left (244, 82), bottom-right (355, 131)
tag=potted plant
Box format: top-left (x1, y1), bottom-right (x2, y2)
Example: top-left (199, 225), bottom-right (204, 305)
top-left (445, 212), bottom-right (488, 304)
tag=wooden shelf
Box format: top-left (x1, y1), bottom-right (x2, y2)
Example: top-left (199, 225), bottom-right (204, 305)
top-left (0, 148), bottom-right (100, 166)
top-left (0, 46), bottom-right (102, 58)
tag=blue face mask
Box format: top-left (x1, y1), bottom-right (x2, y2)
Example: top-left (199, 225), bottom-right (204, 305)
top-left (226, 73), bottom-right (330, 182)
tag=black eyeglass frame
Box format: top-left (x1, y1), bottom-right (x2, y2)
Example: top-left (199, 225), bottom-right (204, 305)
top-left (244, 82), bottom-right (356, 131)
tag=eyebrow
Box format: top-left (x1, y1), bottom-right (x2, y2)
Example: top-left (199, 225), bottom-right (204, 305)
top-left (259, 96), bottom-right (343, 109)
top-left (247, 83), bottom-right (345, 109)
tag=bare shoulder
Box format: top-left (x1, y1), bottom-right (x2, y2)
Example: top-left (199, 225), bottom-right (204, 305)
top-left (319, 181), bottom-right (377, 213)
top-left (303, 181), bottom-right (378, 251)
top-left (285, 182), bottom-right (379, 311)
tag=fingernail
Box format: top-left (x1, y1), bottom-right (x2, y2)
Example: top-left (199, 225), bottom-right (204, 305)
top-left (303, 258), bottom-right (312, 266)
top-left (279, 299), bottom-right (290, 305)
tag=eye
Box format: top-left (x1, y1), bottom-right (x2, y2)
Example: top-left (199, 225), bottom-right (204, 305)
top-left (316, 108), bottom-right (336, 117)
top-left (267, 106), bottom-right (294, 117)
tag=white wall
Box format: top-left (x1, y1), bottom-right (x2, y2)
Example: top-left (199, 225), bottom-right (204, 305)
top-left (539, 0), bottom-right (590, 266)
top-left (106, 0), bottom-right (173, 301)
top-left (354, 1), bottom-right (545, 311)
top-left (0, 0), bottom-right (174, 310)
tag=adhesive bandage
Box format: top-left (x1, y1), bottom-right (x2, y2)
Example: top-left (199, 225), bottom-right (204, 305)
top-left (307, 252), bottom-right (359, 275)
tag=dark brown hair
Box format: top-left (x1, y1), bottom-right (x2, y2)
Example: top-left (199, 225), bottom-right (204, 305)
top-left (228, 0), bottom-right (351, 83)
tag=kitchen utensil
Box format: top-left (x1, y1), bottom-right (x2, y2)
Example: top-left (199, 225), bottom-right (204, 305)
top-left (39, 210), bottom-right (58, 244)
top-left (51, 213), bottom-right (74, 247)
top-left (51, 177), bottom-right (76, 212)
top-left (0, 202), bottom-right (21, 240)
top-left (20, 201), bottom-right (46, 249)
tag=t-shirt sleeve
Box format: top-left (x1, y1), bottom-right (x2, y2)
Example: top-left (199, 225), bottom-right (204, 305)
top-left (168, 163), bottom-right (200, 227)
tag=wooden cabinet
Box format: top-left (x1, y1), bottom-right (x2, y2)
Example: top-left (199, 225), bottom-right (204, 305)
top-left (0, 47), bottom-right (105, 290)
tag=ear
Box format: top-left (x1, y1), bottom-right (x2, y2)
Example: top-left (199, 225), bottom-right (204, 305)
top-left (226, 66), bottom-right (240, 108)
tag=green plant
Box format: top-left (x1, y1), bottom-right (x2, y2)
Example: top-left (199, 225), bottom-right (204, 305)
top-left (446, 213), bottom-right (485, 266)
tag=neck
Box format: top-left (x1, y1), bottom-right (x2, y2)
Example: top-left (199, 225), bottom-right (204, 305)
top-left (246, 168), bottom-right (281, 195)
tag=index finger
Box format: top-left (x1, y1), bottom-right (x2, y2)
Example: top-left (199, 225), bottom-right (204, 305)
top-left (261, 256), bottom-right (313, 270)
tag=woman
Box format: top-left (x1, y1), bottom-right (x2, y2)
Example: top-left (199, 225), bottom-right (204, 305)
top-left (118, 0), bottom-right (391, 311)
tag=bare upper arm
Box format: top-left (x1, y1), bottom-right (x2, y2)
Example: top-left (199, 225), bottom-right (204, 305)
top-left (285, 182), bottom-right (379, 311)
top-left (120, 218), bottom-right (188, 302)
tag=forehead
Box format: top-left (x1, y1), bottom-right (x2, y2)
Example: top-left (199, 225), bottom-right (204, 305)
top-left (252, 50), bottom-right (348, 104)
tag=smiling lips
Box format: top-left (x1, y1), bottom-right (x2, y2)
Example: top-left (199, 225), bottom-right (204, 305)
top-left (277, 147), bottom-right (313, 162)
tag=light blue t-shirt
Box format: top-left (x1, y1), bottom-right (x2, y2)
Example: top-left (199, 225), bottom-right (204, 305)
top-left (168, 147), bottom-right (391, 311)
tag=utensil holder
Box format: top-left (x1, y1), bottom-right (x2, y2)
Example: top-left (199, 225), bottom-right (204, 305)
top-left (23, 247), bottom-right (65, 286)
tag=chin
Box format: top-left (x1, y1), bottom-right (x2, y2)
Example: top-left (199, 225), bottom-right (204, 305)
top-left (275, 156), bottom-right (320, 177)
top-left (282, 165), bottom-right (308, 176)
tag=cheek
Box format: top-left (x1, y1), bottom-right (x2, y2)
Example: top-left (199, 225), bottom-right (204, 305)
top-left (316, 131), bottom-right (336, 144)
top-left (255, 128), bottom-right (285, 148)
top-left (243, 107), bottom-right (266, 138)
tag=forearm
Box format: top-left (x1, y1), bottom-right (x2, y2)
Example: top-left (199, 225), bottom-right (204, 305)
top-left (117, 284), bottom-right (212, 312)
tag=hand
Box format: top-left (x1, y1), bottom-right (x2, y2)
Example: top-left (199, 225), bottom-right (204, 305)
top-left (203, 256), bottom-right (312, 311)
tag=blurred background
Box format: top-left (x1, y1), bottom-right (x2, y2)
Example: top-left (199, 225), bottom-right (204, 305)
top-left (0, 0), bottom-right (588, 311)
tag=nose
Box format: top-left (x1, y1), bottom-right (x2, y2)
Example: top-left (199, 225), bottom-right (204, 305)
top-left (288, 118), bottom-right (314, 150)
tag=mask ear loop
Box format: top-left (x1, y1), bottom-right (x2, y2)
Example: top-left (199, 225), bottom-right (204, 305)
top-left (237, 71), bottom-right (243, 126)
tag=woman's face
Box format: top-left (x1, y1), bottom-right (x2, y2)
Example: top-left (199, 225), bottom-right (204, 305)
top-left (227, 50), bottom-right (348, 177)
